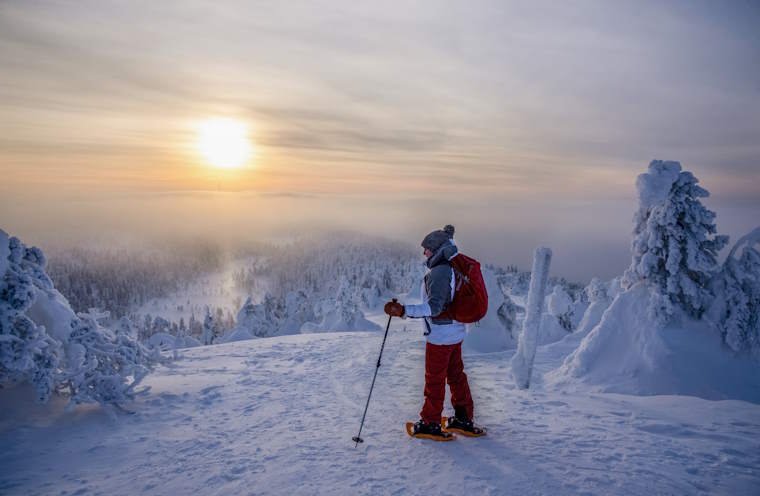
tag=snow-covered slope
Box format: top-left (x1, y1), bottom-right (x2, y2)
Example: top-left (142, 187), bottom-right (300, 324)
top-left (2, 326), bottom-right (759, 495)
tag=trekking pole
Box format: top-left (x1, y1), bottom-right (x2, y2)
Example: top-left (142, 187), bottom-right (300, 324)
top-left (352, 299), bottom-right (396, 447)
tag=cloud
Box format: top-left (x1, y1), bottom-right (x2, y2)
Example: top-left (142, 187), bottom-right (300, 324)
top-left (1, 0), bottom-right (759, 278)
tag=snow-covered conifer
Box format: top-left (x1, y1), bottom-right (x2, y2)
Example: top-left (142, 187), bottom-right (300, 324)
top-left (202, 307), bottom-right (216, 345)
top-left (711, 227), bottom-right (760, 359)
top-left (623, 161), bottom-right (728, 323)
top-left (1, 231), bottom-right (62, 402)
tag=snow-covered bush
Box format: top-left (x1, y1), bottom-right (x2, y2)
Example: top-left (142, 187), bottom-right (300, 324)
top-left (496, 296), bottom-right (522, 341)
top-left (548, 285), bottom-right (574, 331)
top-left (280, 290), bottom-right (316, 334)
top-left (623, 160), bottom-right (728, 323)
top-left (64, 310), bottom-right (158, 406)
top-left (0, 229), bottom-right (159, 406)
top-left (710, 227), bottom-right (760, 359)
top-left (302, 277), bottom-right (381, 333)
top-left (220, 294), bottom-right (287, 342)
top-left (572, 277), bottom-right (613, 338)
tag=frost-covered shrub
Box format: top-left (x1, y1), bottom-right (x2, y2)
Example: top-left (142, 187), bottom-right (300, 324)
top-left (302, 276), bottom-right (381, 333)
top-left (586, 277), bottom-right (608, 303)
top-left (1, 229), bottom-right (159, 406)
top-left (496, 296), bottom-right (522, 341)
top-left (64, 310), bottom-right (159, 406)
top-left (623, 161), bottom-right (728, 323)
top-left (711, 227), bottom-right (760, 359)
top-left (548, 285), bottom-right (574, 331)
top-left (224, 294), bottom-right (286, 340)
top-left (280, 290), bottom-right (316, 334)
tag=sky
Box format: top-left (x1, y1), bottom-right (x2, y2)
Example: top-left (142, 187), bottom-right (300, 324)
top-left (1, 0), bottom-right (759, 280)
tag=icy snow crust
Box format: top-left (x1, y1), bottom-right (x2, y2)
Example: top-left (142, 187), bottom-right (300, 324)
top-left (2, 329), bottom-right (759, 495)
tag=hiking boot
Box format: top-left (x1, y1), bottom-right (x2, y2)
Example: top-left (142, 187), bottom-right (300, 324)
top-left (444, 415), bottom-right (486, 437)
top-left (446, 416), bottom-right (474, 431)
top-left (413, 420), bottom-right (443, 436)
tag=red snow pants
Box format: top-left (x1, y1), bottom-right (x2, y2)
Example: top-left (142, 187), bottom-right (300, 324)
top-left (420, 341), bottom-right (474, 424)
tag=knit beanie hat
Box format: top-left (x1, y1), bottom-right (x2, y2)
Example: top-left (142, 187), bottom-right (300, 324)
top-left (421, 225), bottom-right (455, 252)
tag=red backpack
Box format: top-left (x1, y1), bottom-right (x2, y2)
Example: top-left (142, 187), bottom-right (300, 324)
top-left (439, 253), bottom-right (488, 323)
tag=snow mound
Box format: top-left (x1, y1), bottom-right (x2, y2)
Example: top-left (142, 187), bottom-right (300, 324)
top-left (546, 284), bottom-right (760, 402)
top-left (146, 332), bottom-right (201, 350)
top-left (299, 305), bottom-right (380, 333)
top-left (218, 326), bottom-right (256, 343)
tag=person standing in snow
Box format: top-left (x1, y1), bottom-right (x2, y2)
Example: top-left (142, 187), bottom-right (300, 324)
top-left (384, 225), bottom-right (484, 438)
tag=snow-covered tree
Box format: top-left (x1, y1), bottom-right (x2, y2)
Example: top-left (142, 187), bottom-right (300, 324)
top-left (711, 227), bottom-right (760, 359)
top-left (623, 160), bottom-right (729, 323)
top-left (202, 307), bottom-right (216, 345)
top-left (1, 229), bottom-right (159, 406)
top-left (586, 277), bottom-right (608, 303)
top-left (0, 233), bottom-right (62, 402)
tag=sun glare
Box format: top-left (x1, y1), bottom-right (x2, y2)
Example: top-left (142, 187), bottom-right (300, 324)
top-left (196, 118), bottom-right (253, 169)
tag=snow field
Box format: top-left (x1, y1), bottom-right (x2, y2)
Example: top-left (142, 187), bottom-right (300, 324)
top-left (2, 328), bottom-right (759, 496)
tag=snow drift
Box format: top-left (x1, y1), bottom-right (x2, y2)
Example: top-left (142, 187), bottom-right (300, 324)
top-left (463, 267), bottom-right (515, 352)
top-left (546, 284), bottom-right (760, 401)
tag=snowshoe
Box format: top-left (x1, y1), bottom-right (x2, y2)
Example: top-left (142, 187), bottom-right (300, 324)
top-left (442, 416), bottom-right (486, 437)
top-left (405, 420), bottom-right (455, 441)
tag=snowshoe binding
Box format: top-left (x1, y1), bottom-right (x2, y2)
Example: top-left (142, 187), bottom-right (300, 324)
top-left (442, 416), bottom-right (487, 437)
top-left (405, 420), bottom-right (455, 442)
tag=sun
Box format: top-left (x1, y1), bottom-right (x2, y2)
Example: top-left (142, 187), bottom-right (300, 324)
top-left (196, 118), bottom-right (254, 168)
